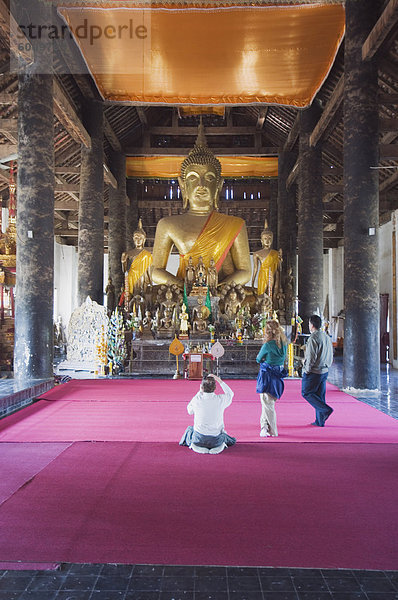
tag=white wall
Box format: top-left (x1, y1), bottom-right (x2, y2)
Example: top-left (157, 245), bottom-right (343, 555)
top-left (53, 242), bottom-right (78, 334)
top-left (323, 253), bottom-right (329, 318)
top-left (327, 246), bottom-right (344, 319)
top-left (379, 220), bottom-right (392, 296)
top-left (381, 214), bottom-right (396, 368)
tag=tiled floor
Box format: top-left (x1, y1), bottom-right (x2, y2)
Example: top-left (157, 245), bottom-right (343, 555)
top-left (0, 564), bottom-right (397, 600)
top-left (328, 356), bottom-right (398, 420)
top-left (0, 358), bottom-right (397, 599)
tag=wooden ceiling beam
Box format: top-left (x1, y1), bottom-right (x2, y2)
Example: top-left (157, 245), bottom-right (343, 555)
top-left (379, 117), bottom-right (398, 132)
top-left (126, 146), bottom-right (278, 156)
top-left (286, 158), bottom-right (299, 189)
top-left (104, 117), bottom-right (122, 153)
top-left (0, 93), bottom-right (17, 105)
top-left (378, 93), bottom-right (398, 104)
top-left (103, 162), bottom-right (117, 188)
top-left (150, 126), bottom-right (259, 136)
top-left (324, 183), bottom-right (343, 193)
top-left (55, 229), bottom-right (109, 238)
top-left (323, 202), bottom-right (344, 212)
top-left (0, 0), bottom-right (33, 65)
top-left (256, 108), bottom-right (268, 131)
top-left (52, 24), bottom-right (122, 154)
top-left (137, 199), bottom-right (269, 210)
top-left (379, 167), bottom-right (398, 192)
top-left (54, 201), bottom-right (79, 210)
top-left (53, 80), bottom-right (91, 149)
top-left (283, 115), bottom-right (299, 152)
top-left (0, 118), bottom-right (17, 135)
top-left (136, 106), bottom-right (148, 126)
top-left (310, 75), bottom-right (344, 147)
top-left (0, 143), bottom-right (17, 161)
top-left (55, 166), bottom-right (80, 175)
top-left (379, 144), bottom-right (398, 159)
top-left (323, 166), bottom-right (343, 177)
top-left (55, 183), bottom-right (80, 194)
top-left (362, 0), bottom-right (398, 61)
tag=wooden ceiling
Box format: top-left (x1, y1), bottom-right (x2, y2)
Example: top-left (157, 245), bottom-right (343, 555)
top-left (0, 0), bottom-right (398, 254)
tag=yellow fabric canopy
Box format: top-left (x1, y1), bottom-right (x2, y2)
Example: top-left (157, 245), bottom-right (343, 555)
top-left (58, 3), bottom-right (345, 107)
top-left (126, 155), bottom-right (278, 178)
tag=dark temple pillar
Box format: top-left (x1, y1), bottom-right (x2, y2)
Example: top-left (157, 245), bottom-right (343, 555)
top-left (108, 152), bottom-right (126, 294)
top-left (297, 102), bottom-right (324, 331)
top-left (277, 151), bottom-right (297, 320)
top-left (78, 100), bottom-right (104, 306)
top-left (268, 179), bottom-right (278, 248)
top-left (343, 0), bottom-right (380, 391)
top-left (126, 178), bottom-right (140, 249)
top-left (14, 2), bottom-right (54, 381)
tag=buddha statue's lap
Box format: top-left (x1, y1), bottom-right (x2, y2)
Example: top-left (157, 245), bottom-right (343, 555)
top-left (152, 123), bottom-right (251, 290)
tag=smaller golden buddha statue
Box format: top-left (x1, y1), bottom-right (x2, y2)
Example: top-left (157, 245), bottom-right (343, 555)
top-left (207, 258), bottom-right (218, 295)
top-left (224, 288), bottom-right (242, 320)
top-left (193, 305), bottom-right (208, 335)
top-left (185, 256), bottom-right (196, 292)
top-left (121, 218), bottom-right (153, 297)
top-left (161, 287), bottom-right (176, 315)
top-left (179, 303), bottom-right (190, 339)
top-left (195, 256), bottom-right (207, 287)
top-left (160, 306), bottom-right (174, 331)
top-left (105, 277), bottom-right (116, 316)
top-left (251, 219), bottom-right (281, 298)
top-left (141, 310), bottom-right (154, 339)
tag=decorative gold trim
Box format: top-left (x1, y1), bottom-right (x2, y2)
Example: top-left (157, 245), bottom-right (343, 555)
top-left (56, 1), bottom-right (344, 7)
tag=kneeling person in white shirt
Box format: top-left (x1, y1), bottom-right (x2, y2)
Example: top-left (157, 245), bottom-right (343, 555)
top-left (179, 374), bottom-right (236, 455)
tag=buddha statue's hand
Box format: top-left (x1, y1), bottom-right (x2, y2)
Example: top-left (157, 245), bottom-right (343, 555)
top-left (152, 267), bottom-right (184, 289)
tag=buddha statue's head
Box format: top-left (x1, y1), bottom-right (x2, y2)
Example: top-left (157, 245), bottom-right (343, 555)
top-left (133, 218), bottom-right (146, 249)
top-left (261, 219), bottom-right (273, 250)
top-left (179, 122), bottom-right (224, 213)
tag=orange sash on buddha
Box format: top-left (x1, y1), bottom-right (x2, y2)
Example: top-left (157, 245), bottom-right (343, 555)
top-left (257, 249), bottom-right (280, 296)
top-left (127, 249), bottom-right (153, 294)
top-left (177, 210), bottom-right (244, 279)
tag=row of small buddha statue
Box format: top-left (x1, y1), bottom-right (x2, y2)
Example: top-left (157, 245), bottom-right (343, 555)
top-left (117, 281), bottom-right (280, 341)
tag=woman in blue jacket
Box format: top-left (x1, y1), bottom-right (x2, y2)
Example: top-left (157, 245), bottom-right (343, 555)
top-left (256, 320), bottom-right (288, 437)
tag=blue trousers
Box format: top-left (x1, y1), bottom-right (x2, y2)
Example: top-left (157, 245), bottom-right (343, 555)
top-left (301, 372), bottom-right (333, 426)
top-left (179, 426), bottom-right (236, 449)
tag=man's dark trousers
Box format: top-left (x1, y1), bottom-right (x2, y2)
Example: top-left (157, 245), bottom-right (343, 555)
top-left (301, 372), bottom-right (333, 426)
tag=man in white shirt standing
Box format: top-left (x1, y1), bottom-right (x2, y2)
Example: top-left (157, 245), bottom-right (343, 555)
top-left (179, 374), bottom-right (236, 454)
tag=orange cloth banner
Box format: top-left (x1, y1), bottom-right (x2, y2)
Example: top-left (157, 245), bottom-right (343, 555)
top-left (58, 3), bottom-right (345, 107)
top-left (126, 156), bottom-right (278, 179)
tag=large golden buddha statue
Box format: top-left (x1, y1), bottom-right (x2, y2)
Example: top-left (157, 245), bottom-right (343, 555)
top-left (151, 125), bottom-right (251, 289)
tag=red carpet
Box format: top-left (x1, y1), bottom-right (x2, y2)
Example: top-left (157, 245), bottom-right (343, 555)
top-left (0, 442), bottom-right (71, 505)
top-left (1, 379), bottom-right (397, 570)
top-left (0, 441), bottom-right (397, 570)
top-left (0, 379), bottom-right (397, 443)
